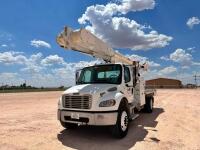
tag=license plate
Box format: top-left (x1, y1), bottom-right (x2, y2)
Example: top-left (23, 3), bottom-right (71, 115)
top-left (71, 113), bottom-right (80, 119)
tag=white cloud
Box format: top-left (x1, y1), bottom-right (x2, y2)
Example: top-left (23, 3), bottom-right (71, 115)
top-left (24, 52), bottom-right (102, 86)
top-left (52, 68), bottom-right (75, 86)
top-left (148, 61), bottom-right (160, 67)
top-left (21, 53), bottom-right (44, 74)
top-left (6, 49), bottom-right (200, 87)
top-left (30, 39), bottom-right (51, 48)
top-left (52, 59), bottom-right (103, 85)
top-left (0, 72), bottom-right (24, 85)
top-left (160, 48), bottom-right (200, 68)
top-left (78, 0), bottom-right (172, 50)
top-left (1, 44), bottom-right (7, 47)
top-left (187, 47), bottom-right (195, 53)
top-left (118, 0), bottom-right (155, 13)
top-left (126, 54), bottom-right (160, 67)
top-left (0, 51), bottom-right (104, 86)
top-left (0, 51), bottom-right (44, 74)
top-left (169, 49), bottom-right (193, 67)
top-left (176, 72), bottom-right (195, 85)
top-left (192, 62), bottom-right (200, 66)
top-left (29, 52), bottom-right (43, 62)
top-left (158, 66), bottom-right (177, 75)
top-left (0, 72), bottom-right (18, 78)
top-left (71, 59), bottom-right (103, 69)
top-left (25, 73), bottom-right (61, 87)
top-left (41, 55), bottom-right (65, 66)
top-left (187, 47), bottom-right (195, 51)
top-left (1, 50), bottom-right (198, 87)
top-left (160, 56), bottom-right (169, 61)
top-left (186, 17), bottom-right (200, 29)
top-left (20, 64), bottom-right (42, 74)
top-left (142, 66), bottom-right (178, 81)
top-left (0, 51), bottom-right (27, 65)
top-left (79, 0), bottom-right (155, 22)
top-left (27, 59), bottom-right (102, 87)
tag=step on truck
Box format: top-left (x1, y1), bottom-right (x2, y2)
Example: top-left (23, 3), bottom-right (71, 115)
top-left (56, 27), bottom-right (155, 138)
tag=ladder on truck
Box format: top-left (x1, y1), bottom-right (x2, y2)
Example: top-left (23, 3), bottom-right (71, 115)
top-left (56, 26), bottom-right (139, 66)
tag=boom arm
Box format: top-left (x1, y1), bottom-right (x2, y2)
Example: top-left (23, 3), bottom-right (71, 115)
top-left (56, 26), bottom-right (137, 65)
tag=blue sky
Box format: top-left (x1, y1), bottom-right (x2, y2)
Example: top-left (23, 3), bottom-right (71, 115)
top-left (0, 0), bottom-right (200, 87)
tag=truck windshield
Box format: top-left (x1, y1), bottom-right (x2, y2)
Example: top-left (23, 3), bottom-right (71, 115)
top-left (77, 64), bottom-right (122, 84)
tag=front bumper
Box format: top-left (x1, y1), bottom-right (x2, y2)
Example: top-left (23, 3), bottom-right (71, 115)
top-left (57, 109), bottom-right (118, 126)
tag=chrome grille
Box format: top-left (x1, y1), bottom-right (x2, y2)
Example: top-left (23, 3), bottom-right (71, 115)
top-left (62, 94), bottom-right (92, 109)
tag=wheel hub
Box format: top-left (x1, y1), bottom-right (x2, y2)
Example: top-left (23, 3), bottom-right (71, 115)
top-left (121, 111), bottom-right (128, 131)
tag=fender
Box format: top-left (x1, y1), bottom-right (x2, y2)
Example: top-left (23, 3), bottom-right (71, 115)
top-left (98, 91), bottom-right (126, 111)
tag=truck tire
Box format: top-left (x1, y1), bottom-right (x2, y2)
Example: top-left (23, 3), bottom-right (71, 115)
top-left (60, 120), bottom-right (78, 129)
top-left (111, 100), bottom-right (129, 138)
top-left (144, 97), bottom-right (154, 113)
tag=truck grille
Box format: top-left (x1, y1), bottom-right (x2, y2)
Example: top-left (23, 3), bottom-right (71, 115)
top-left (62, 94), bottom-right (92, 109)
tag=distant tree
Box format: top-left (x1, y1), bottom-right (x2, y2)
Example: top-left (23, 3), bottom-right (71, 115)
top-left (20, 83), bottom-right (26, 89)
top-left (22, 83), bottom-right (26, 88)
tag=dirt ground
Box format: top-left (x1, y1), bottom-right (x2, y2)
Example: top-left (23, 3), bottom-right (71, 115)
top-left (0, 89), bottom-right (200, 150)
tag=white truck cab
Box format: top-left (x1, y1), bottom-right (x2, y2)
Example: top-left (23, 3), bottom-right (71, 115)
top-left (56, 27), bottom-right (155, 138)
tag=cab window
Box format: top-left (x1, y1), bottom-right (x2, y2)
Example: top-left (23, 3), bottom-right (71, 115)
top-left (124, 66), bottom-right (131, 83)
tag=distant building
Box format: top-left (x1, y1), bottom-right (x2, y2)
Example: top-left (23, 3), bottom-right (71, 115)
top-left (146, 78), bottom-right (182, 89)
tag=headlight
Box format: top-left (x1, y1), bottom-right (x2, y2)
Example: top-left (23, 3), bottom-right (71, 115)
top-left (99, 99), bottom-right (116, 107)
top-left (58, 97), bottom-right (61, 106)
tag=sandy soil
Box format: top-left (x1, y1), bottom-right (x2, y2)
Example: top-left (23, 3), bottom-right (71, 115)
top-left (0, 89), bottom-right (200, 150)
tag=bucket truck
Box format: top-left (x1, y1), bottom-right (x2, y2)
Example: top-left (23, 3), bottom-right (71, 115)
top-left (56, 26), bottom-right (155, 138)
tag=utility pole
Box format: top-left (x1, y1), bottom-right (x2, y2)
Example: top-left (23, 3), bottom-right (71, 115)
top-left (193, 74), bottom-right (200, 87)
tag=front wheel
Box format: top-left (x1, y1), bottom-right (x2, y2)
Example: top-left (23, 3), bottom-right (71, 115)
top-left (111, 101), bottom-right (129, 138)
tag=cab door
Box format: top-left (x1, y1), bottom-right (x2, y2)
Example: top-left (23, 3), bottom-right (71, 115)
top-left (123, 66), bottom-right (134, 103)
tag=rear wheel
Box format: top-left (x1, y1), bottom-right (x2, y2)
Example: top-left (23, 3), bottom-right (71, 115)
top-left (60, 120), bottom-right (78, 129)
top-left (111, 100), bottom-right (129, 138)
top-left (144, 97), bottom-right (154, 113)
